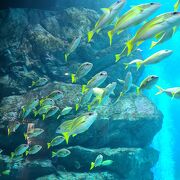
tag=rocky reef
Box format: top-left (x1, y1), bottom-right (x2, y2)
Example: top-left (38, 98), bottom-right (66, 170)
top-left (0, 6), bottom-right (162, 180)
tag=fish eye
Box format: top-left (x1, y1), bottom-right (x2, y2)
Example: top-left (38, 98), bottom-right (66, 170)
top-left (150, 3), bottom-right (155, 5)
top-left (88, 112), bottom-right (93, 116)
top-left (173, 12), bottom-right (179, 15)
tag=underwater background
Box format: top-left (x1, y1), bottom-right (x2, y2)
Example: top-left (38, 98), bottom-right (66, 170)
top-left (0, 0), bottom-right (179, 180)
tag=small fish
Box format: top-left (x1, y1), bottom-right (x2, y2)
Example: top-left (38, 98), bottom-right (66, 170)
top-left (34, 105), bottom-right (53, 117)
top-left (82, 71), bottom-right (108, 93)
top-left (22, 98), bottom-right (39, 119)
top-left (65, 36), bottom-right (82, 61)
top-left (47, 90), bottom-right (63, 101)
top-left (87, 0), bottom-right (126, 42)
top-left (60, 106), bottom-right (72, 116)
top-left (120, 72), bottom-right (132, 96)
top-left (47, 136), bottom-right (65, 149)
top-left (125, 12), bottom-right (180, 55)
top-left (56, 112), bottom-right (97, 144)
top-left (31, 77), bottom-right (48, 88)
top-left (1, 170), bottom-right (11, 176)
top-left (108, 2), bottom-right (161, 46)
top-left (135, 50), bottom-right (173, 70)
top-left (26, 145), bottom-right (42, 156)
top-left (137, 75), bottom-right (159, 95)
top-left (156, 86), bottom-right (180, 99)
top-left (90, 154), bottom-right (103, 170)
top-left (42, 106), bottom-right (59, 120)
top-left (71, 62), bottom-right (93, 83)
top-left (11, 144), bottom-right (29, 157)
top-left (7, 121), bottom-right (20, 136)
top-left (174, 0), bottom-right (180, 11)
top-left (40, 98), bottom-right (55, 107)
top-left (24, 128), bottom-right (44, 140)
top-left (123, 59), bottom-right (144, 69)
top-left (118, 79), bottom-right (137, 89)
top-left (52, 148), bottom-right (71, 158)
top-left (101, 160), bottom-right (113, 166)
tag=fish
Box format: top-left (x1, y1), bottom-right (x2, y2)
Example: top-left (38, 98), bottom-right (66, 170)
top-left (34, 105), bottom-right (53, 117)
top-left (1, 170), bottom-right (11, 176)
top-left (125, 12), bottom-right (180, 55)
top-left (123, 59), bottom-right (144, 69)
top-left (87, 0), bottom-right (126, 42)
top-left (26, 145), bottom-right (42, 156)
top-left (47, 90), bottom-right (64, 101)
top-left (11, 155), bottom-right (24, 163)
top-left (60, 106), bottom-right (72, 117)
top-left (82, 71), bottom-right (108, 93)
top-left (42, 106), bottom-right (59, 120)
top-left (174, 0), bottom-right (180, 11)
top-left (24, 128), bottom-right (44, 140)
top-left (11, 144), bottom-right (29, 157)
top-left (120, 72), bottom-right (132, 96)
top-left (65, 36), bottom-right (82, 61)
top-left (7, 121), bottom-right (20, 136)
top-left (22, 98), bottom-right (39, 119)
top-left (47, 136), bottom-right (65, 149)
top-left (101, 160), bottom-right (113, 166)
top-left (156, 86), bottom-right (180, 99)
top-left (75, 89), bottom-right (93, 111)
top-left (135, 50), bottom-right (173, 70)
top-left (108, 2), bottom-right (161, 46)
top-left (137, 75), bottom-right (159, 95)
top-left (52, 148), bottom-right (71, 158)
top-left (39, 98), bottom-right (55, 107)
top-left (71, 62), bottom-right (93, 83)
top-left (56, 112), bottom-right (97, 144)
top-left (150, 28), bottom-right (174, 49)
top-left (117, 79), bottom-right (138, 89)
top-left (31, 77), bottom-right (48, 87)
top-left (90, 154), bottom-right (103, 170)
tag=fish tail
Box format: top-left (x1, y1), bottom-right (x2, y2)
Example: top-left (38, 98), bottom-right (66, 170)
top-left (71, 74), bottom-right (77, 83)
top-left (87, 31), bottom-right (94, 42)
top-left (24, 133), bottom-right (28, 140)
top-left (90, 162), bottom-right (95, 170)
top-left (11, 152), bottom-right (14, 158)
top-left (52, 151), bottom-right (56, 158)
top-left (150, 41), bottom-right (157, 49)
top-left (126, 39), bottom-right (134, 56)
top-left (47, 143), bottom-right (51, 149)
top-left (2, 170), bottom-right (10, 176)
top-left (108, 30), bottom-right (113, 46)
top-left (62, 132), bottom-right (70, 144)
top-left (75, 104), bottom-right (79, 111)
top-left (136, 87), bottom-right (140, 95)
top-left (8, 128), bottom-right (11, 136)
top-left (25, 151), bottom-right (29, 156)
top-left (136, 61), bottom-right (142, 70)
top-left (64, 53), bottom-right (69, 62)
top-left (123, 63), bottom-right (129, 70)
top-left (115, 54), bottom-right (121, 62)
top-left (32, 81), bottom-right (36, 87)
top-left (155, 85), bottom-right (164, 95)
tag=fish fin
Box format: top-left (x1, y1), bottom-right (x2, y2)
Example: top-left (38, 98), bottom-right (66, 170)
top-left (25, 151), bottom-right (29, 156)
top-left (173, 26), bottom-right (177, 34)
top-left (64, 54), bottom-right (69, 62)
top-left (71, 74), bottom-right (77, 83)
top-left (8, 128), bottom-right (11, 136)
top-left (90, 162), bottom-right (95, 170)
top-left (155, 32), bottom-right (164, 39)
top-left (39, 99), bottom-right (44, 106)
top-left (87, 104), bottom-right (91, 111)
top-left (108, 30), bottom-right (113, 46)
top-left (87, 31), bottom-right (94, 42)
top-left (2, 170), bottom-right (10, 176)
top-left (150, 41), bottom-right (157, 49)
top-left (136, 87), bottom-right (140, 95)
top-left (115, 54), bottom-right (121, 62)
top-left (136, 61), bottom-right (142, 70)
top-left (57, 114), bottom-right (61, 119)
top-left (120, 92), bottom-right (123, 97)
top-left (123, 63), bottom-right (129, 69)
top-left (42, 114), bottom-right (46, 120)
top-left (155, 85), bottom-right (164, 95)
top-left (101, 8), bottom-right (110, 14)
top-left (174, 1), bottom-right (179, 11)
top-left (75, 104), bottom-right (79, 111)
top-left (72, 134), bottom-right (77, 137)
top-left (62, 132), bottom-right (70, 144)
top-left (117, 30), bottom-right (123, 35)
top-left (32, 81), bottom-right (36, 87)
top-left (98, 97), bottom-right (102, 104)
top-left (96, 29), bottom-right (101, 34)
top-left (11, 152), bottom-right (14, 158)
top-left (34, 110), bottom-right (38, 117)
top-left (136, 40), bottom-right (144, 47)
top-left (52, 151), bottom-right (56, 158)
top-left (24, 133), bottom-right (28, 140)
top-left (82, 85), bottom-right (88, 94)
top-left (22, 107), bottom-right (26, 113)
top-left (47, 143), bottom-right (51, 149)
top-left (126, 39), bottom-right (134, 56)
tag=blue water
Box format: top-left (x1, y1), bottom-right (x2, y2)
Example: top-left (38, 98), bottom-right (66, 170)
top-left (124, 0), bottom-right (180, 179)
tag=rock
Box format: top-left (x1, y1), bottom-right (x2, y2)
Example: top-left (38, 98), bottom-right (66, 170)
top-left (54, 146), bottom-right (158, 180)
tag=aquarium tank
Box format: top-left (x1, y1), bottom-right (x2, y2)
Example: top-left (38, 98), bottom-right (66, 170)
top-left (0, 0), bottom-right (179, 179)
